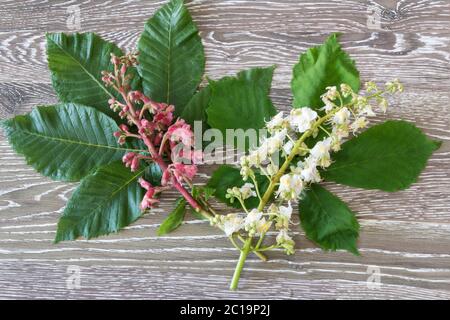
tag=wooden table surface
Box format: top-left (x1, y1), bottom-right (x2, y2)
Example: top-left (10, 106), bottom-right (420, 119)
top-left (0, 0), bottom-right (449, 300)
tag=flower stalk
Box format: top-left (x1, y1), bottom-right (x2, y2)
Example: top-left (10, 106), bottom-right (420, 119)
top-left (225, 81), bottom-right (403, 289)
top-left (230, 237), bottom-right (253, 290)
top-left (228, 106), bottom-right (344, 290)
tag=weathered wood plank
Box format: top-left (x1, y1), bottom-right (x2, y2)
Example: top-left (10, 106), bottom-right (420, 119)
top-left (0, 31), bottom-right (449, 88)
top-left (0, 0), bottom-right (449, 299)
top-left (1, 218), bottom-right (450, 299)
top-left (1, 0), bottom-right (449, 33)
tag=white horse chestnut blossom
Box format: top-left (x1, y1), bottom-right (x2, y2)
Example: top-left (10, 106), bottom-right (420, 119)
top-left (219, 80), bottom-right (403, 265)
top-left (289, 107), bottom-right (318, 132)
top-left (206, 78), bottom-right (405, 290)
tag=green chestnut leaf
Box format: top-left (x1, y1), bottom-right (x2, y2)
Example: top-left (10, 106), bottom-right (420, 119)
top-left (138, 0), bottom-right (205, 115)
top-left (323, 120), bottom-right (441, 192)
top-left (46, 32), bottom-right (140, 121)
top-left (157, 197), bottom-right (187, 236)
top-left (0, 103), bottom-right (136, 182)
top-left (300, 184), bottom-right (360, 255)
top-left (291, 33), bottom-right (360, 109)
top-left (206, 66), bottom-right (277, 151)
top-left (55, 161), bottom-right (148, 243)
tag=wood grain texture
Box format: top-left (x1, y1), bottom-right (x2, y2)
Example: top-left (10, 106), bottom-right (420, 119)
top-left (0, 0), bottom-right (449, 300)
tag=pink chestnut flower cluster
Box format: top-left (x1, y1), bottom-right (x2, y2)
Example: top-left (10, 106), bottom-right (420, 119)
top-left (102, 53), bottom-right (202, 211)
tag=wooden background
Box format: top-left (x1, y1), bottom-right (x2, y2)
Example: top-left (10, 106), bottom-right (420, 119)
top-left (0, 0), bottom-right (449, 300)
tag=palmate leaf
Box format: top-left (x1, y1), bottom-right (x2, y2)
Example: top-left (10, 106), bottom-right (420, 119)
top-left (206, 67), bottom-right (277, 151)
top-left (46, 32), bottom-right (140, 121)
top-left (157, 197), bottom-right (187, 236)
top-left (0, 103), bottom-right (135, 182)
top-left (138, 0), bottom-right (205, 115)
top-left (299, 184), bottom-right (360, 255)
top-left (55, 161), bottom-right (147, 243)
top-left (291, 34), bottom-right (360, 109)
top-left (323, 120), bottom-right (441, 192)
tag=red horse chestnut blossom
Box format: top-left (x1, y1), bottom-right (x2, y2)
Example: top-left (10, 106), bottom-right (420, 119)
top-left (102, 53), bottom-right (204, 213)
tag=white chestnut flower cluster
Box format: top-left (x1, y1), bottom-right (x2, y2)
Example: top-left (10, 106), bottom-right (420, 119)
top-left (211, 203), bottom-right (295, 255)
top-left (213, 81), bottom-right (403, 256)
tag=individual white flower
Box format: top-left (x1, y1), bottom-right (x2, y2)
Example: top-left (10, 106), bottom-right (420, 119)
top-left (240, 155), bottom-right (250, 167)
top-left (310, 138), bottom-right (331, 160)
top-left (332, 107), bottom-right (351, 125)
top-left (245, 145), bottom-right (266, 168)
top-left (321, 97), bottom-right (335, 113)
top-left (299, 158), bottom-right (322, 183)
top-left (255, 218), bottom-right (272, 235)
top-left (278, 174), bottom-right (292, 197)
top-left (354, 96), bottom-right (376, 117)
top-left (244, 209), bottom-right (263, 227)
top-left (240, 166), bottom-right (254, 181)
top-left (290, 174), bottom-right (304, 195)
top-left (309, 138), bottom-right (332, 168)
top-left (266, 129), bottom-right (287, 154)
top-left (239, 183), bottom-right (257, 200)
top-left (332, 125), bottom-right (350, 140)
top-left (276, 229), bottom-right (292, 243)
top-left (283, 140), bottom-right (294, 156)
top-left (266, 112), bottom-right (285, 132)
top-left (340, 83), bottom-right (353, 98)
top-left (277, 173), bottom-right (304, 200)
top-left (358, 104), bottom-right (376, 117)
top-left (275, 202), bottom-right (292, 230)
top-left (256, 142), bottom-right (269, 163)
top-left (276, 229), bottom-right (295, 255)
top-left (350, 117), bottom-right (369, 134)
top-left (222, 214), bottom-right (244, 236)
top-left (279, 202), bottom-right (293, 220)
top-left (323, 86), bottom-right (338, 100)
top-left (329, 134), bottom-right (343, 152)
top-left (320, 86), bottom-right (340, 112)
top-left (247, 151), bottom-right (261, 167)
top-left (318, 156), bottom-right (331, 168)
top-left (289, 108), bottom-right (318, 133)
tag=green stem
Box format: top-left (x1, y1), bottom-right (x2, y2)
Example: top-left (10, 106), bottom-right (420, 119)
top-left (250, 174), bottom-right (263, 201)
top-left (230, 237), bottom-right (252, 290)
top-left (319, 125), bottom-right (332, 137)
top-left (257, 107), bottom-right (342, 212)
top-left (237, 235), bottom-right (267, 261)
top-left (236, 197), bottom-right (249, 213)
top-left (255, 244), bottom-right (280, 252)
